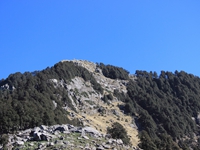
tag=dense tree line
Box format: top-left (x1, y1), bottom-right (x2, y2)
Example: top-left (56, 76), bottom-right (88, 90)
top-left (97, 63), bottom-right (129, 80)
top-left (125, 70), bottom-right (200, 149)
top-left (0, 61), bottom-right (103, 135)
top-left (97, 64), bottom-right (200, 149)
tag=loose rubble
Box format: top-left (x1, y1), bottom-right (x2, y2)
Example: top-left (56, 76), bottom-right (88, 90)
top-left (3, 124), bottom-right (141, 150)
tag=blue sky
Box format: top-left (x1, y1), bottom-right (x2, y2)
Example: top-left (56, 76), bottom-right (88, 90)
top-left (1, 1), bottom-right (200, 79)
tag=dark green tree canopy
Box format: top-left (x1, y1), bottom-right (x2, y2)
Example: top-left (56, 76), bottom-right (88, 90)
top-left (107, 122), bottom-right (130, 145)
top-left (0, 61), bottom-right (103, 134)
top-left (97, 63), bottom-right (129, 80)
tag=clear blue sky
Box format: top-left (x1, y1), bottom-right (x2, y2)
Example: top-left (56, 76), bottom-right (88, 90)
top-left (1, 1), bottom-right (200, 79)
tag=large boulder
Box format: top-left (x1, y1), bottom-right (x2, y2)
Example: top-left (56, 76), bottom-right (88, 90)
top-left (69, 126), bottom-right (82, 133)
top-left (40, 125), bottom-right (48, 131)
top-left (32, 131), bottom-right (54, 141)
top-left (102, 144), bottom-right (111, 149)
top-left (82, 127), bottom-right (101, 137)
top-left (33, 127), bottom-right (41, 133)
top-left (54, 124), bottom-right (68, 133)
top-left (96, 145), bottom-right (104, 150)
top-left (33, 132), bottom-right (42, 141)
top-left (15, 141), bottom-right (24, 146)
top-left (116, 139), bottom-right (123, 145)
top-left (111, 109), bottom-right (120, 117)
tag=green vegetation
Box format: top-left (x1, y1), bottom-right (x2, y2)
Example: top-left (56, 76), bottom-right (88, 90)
top-left (0, 61), bottom-right (103, 134)
top-left (126, 70), bottom-right (200, 149)
top-left (0, 134), bottom-right (9, 149)
top-left (2, 61), bottom-right (200, 149)
top-left (81, 91), bottom-right (89, 98)
top-left (107, 122), bottom-right (130, 145)
top-left (97, 63), bottom-right (129, 80)
top-left (101, 93), bottom-right (113, 103)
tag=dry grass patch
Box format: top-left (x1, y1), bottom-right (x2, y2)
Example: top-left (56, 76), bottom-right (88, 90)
top-left (68, 101), bottom-right (139, 147)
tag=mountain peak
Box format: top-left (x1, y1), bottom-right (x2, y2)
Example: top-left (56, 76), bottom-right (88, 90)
top-left (2, 61), bottom-right (200, 149)
top-left (61, 59), bottom-right (96, 73)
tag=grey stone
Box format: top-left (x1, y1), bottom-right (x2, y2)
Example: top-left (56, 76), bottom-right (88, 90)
top-left (82, 127), bottom-right (101, 136)
top-left (85, 143), bottom-right (90, 150)
top-left (40, 133), bottom-right (49, 141)
top-left (197, 113), bottom-right (200, 125)
top-left (54, 140), bottom-right (63, 145)
top-left (76, 128), bottom-right (83, 133)
top-left (59, 136), bottom-right (64, 140)
top-left (28, 142), bottom-right (34, 146)
top-left (81, 130), bottom-right (86, 136)
top-left (16, 141), bottom-right (24, 146)
top-left (102, 144), bottom-right (111, 149)
top-left (63, 130), bottom-right (70, 134)
top-left (116, 139), bottom-right (123, 145)
top-left (54, 124), bottom-right (68, 133)
top-left (68, 124), bottom-right (75, 129)
top-left (105, 134), bottom-right (111, 138)
top-left (91, 146), bottom-right (97, 150)
top-left (78, 146), bottom-right (84, 149)
top-left (92, 140), bottom-right (96, 143)
top-left (32, 132), bottom-right (53, 141)
top-left (40, 125), bottom-right (48, 131)
top-left (20, 129), bottom-right (32, 136)
top-left (112, 109), bottom-right (120, 116)
top-left (103, 144), bottom-right (111, 149)
top-left (54, 130), bottom-right (61, 135)
top-left (83, 135), bottom-right (89, 140)
top-left (38, 143), bottom-right (46, 149)
top-left (51, 124), bottom-right (60, 131)
top-left (107, 139), bottom-right (116, 144)
top-left (96, 145), bottom-right (104, 150)
top-left (69, 126), bottom-right (82, 132)
top-left (48, 142), bottom-right (54, 146)
top-left (33, 132), bottom-right (42, 141)
top-left (33, 127), bottom-right (41, 133)
top-left (63, 140), bottom-right (69, 145)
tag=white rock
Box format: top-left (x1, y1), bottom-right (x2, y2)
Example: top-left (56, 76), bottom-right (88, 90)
top-left (82, 127), bottom-right (100, 135)
top-left (83, 135), bottom-right (89, 139)
top-left (116, 139), bottom-right (123, 145)
top-left (16, 141), bottom-right (24, 146)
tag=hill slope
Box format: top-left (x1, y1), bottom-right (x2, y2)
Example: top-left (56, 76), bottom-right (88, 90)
top-left (1, 60), bottom-right (200, 149)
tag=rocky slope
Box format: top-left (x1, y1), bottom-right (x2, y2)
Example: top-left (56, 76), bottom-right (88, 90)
top-left (5, 124), bottom-right (140, 150)
top-left (59, 60), bottom-right (139, 146)
top-left (3, 59), bottom-right (199, 149)
top-left (0, 60), bottom-right (140, 150)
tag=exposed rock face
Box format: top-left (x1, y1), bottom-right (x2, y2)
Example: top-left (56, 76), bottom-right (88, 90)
top-left (1, 60), bottom-right (139, 149)
top-left (45, 60), bottom-right (139, 147)
top-left (6, 124), bottom-right (141, 150)
top-left (54, 124), bottom-right (69, 133)
top-left (82, 127), bottom-right (101, 136)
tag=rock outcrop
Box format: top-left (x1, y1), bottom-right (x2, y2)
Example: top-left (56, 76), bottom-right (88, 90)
top-left (4, 124), bottom-right (141, 150)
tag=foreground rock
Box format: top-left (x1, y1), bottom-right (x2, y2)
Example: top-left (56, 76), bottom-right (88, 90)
top-left (3, 124), bottom-right (141, 150)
